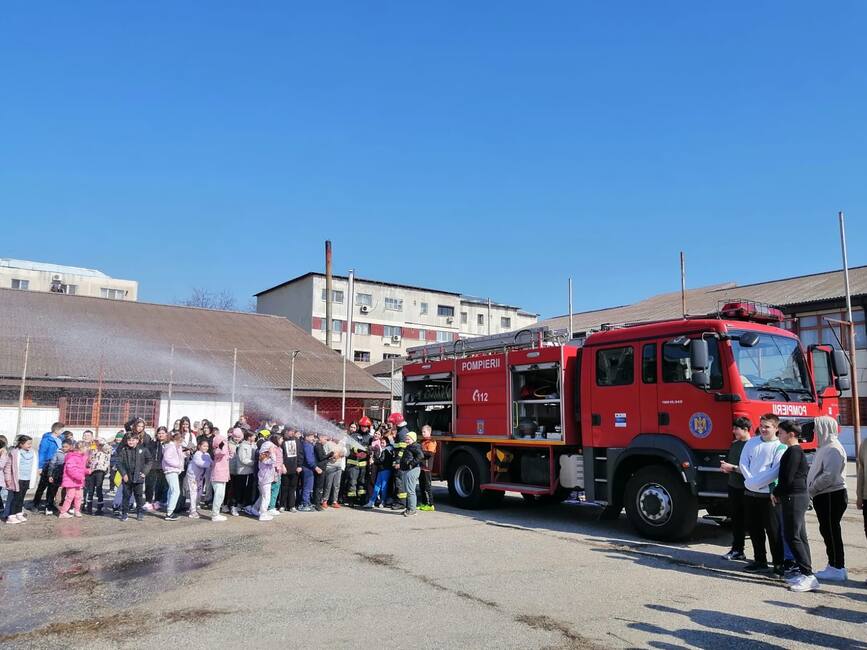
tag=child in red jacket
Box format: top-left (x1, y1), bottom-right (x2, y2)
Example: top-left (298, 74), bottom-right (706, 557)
top-left (58, 442), bottom-right (91, 518)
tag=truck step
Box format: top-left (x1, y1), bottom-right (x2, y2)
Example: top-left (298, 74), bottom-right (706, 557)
top-left (480, 482), bottom-right (551, 495)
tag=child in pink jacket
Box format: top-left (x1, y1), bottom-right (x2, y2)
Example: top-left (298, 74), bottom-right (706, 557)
top-left (209, 431), bottom-right (234, 522)
top-left (58, 442), bottom-right (91, 518)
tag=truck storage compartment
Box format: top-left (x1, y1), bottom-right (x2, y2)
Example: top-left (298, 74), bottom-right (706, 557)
top-left (512, 361), bottom-right (562, 439)
top-left (520, 451), bottom-right (551, 486)
top-left (404, 373), bottom-right (452, 435)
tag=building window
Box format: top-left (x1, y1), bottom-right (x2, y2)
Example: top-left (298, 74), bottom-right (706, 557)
top-left (477, 314), bottom-right (484, 326)
top-left (101, 288), bottom-right (125, 300)
top-left (385, 297), bottom-right (403, 312)
top-left (355, 293), bottom-right (372, 306)
top-left (417, 329), bottom-right (426, 340)
top-left (383, 353), bottom-right (401, 360)
top-left (11, 279), bottom-right (29, 290)
top-left (596, 347), bottom-right (634, 386)
top-left (461, 312), bottom-right (468, 325)
top-left (65, 396), bottom-right (158, 427)
top-left (500, 317), bottom-right (511, 329)
top-left (437, 305), bottom-right (454, 318)
top-left (797, 310), bottom-right (866, 349)
top-left (354, 350), bottom-right (371, 363)
top-left (436, 330), bottom-right (451, 342)
top-left (420, 302), bottom-right (429, 315)
top-left (62, 284), bottom-right (77, 295)
top-left (354, 322), bottom-right (370, 336)
top-left (320, 319), bottom-right (343, 332)
top-left (384, 325), bottom-right (402, 338)
top-left (320, 289), bottom-right (344, 304)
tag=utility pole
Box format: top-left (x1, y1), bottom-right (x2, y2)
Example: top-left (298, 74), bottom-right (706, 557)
top-left (341, 269), bottom-right (355, 422)
top-left (289, 350), bottom-right (299, 415)
top-left (325, 240), bottom-right (334, 349)
top-left (840, 211), bottom-right (861, 458)
top-left (680, 251), bottom-right (687, 318)
top-left (568, 277), bottom-right (573, 339)
top-left (15, 336), bottom-right (30, 438)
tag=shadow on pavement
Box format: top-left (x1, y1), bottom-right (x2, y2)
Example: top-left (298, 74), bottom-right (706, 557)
top-left (630, 603), bottom-right (864, 650)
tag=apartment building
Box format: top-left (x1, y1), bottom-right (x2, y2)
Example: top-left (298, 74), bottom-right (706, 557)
top-left (255, 273), bottom-right (538, 365)
top-left (0, 258), bottom-right (138, 300)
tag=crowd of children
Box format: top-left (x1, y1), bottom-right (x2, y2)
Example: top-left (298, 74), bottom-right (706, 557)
top-left (0, 411), bottom-right (437, 525)
top-left (720, 413), bottom-right (853, 593)
top-left (2, 409), bottom-right (863, 596)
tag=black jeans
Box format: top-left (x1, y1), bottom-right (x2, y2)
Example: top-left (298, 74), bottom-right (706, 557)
top-left (280, 470), bottom-right (299, 510)
top-left (85, 470), bottom-right (106, 507)
top-left (122, 481), bottom-right (145, 516)
top-left (812, 489), bottom-right (848, 569)
top-left (31, 470), bottom-right (51, 508)
top-left (45, 480), bottom-right (60, 511)
top-left (745, 492), bottom-right (783, 566)
top-left (728, 486), bottom-right (746, 552)
top-left (781, 494), bottom-right (812, 576)
top-left (12, 480), bottom-right (30, 515)
top-left (145, 469), bottom-right (167, 503)
top-left (313, 471), bottom-right (325, 505)
top-left (419, 469), bottom-right (434, 506)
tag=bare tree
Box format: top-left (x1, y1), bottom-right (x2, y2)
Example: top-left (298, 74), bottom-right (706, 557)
top-left (178, 288), bottom-right (237, 311)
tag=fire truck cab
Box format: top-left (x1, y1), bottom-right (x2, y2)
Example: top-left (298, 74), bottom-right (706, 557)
top-left (402, 302), bottom-right (850, 540)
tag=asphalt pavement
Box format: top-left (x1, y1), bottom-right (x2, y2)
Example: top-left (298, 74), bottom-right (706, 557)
top-left (2, 470), bottom-right (867, 649)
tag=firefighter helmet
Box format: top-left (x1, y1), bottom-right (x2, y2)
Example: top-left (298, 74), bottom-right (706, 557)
top-left (358, 416), bottom-right (372, 428)
top-left (387, 412), bottom-right (404, 425)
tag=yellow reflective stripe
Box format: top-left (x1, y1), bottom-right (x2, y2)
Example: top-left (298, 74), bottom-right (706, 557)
top-left (396, 492), bottom-right (407, 498)
top-left (357, 489), bottom-right (367, 495)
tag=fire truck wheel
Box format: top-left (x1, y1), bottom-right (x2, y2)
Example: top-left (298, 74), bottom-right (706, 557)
top-left (447, 451), bottom-right (503, 509)
top-left (624, 466), bottom-right (697, 541)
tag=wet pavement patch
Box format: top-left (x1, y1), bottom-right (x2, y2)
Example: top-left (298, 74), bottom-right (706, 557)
top-left (0, 608), bottom-right (235, 645)
top-left (514, 614), bottom-right (604, 650)
top-left (356, 552), bottom-right (396, 567)
top-left (0, 545), bottom-right (218, 638)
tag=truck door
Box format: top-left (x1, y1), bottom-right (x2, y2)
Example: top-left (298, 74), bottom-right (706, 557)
top-left (590, 344), bottom-right (640, 448)
top-left (639, 342), bottom-right (660, 432)
top-left (657, 337), bottom-right (731, 450)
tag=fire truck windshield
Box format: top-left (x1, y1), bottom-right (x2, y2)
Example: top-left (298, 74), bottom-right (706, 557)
top-left (730, 330), bottom-right (812, 401)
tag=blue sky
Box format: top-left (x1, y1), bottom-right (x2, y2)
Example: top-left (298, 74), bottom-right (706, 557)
top-left (3, 3), bottom-right (866, 318)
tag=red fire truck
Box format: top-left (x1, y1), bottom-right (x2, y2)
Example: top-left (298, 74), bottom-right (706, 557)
top-left (402, 302), bottom-right (850, 540)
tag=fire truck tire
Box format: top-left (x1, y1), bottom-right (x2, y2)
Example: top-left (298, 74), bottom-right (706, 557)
top-left (447, 451), bottom-right (503, 509)
top-left (624, 466), bottom-right (697, 541)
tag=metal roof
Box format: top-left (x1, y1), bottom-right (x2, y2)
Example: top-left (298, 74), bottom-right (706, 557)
top-left (0, 288), bottom-right (388, 398)
top-left (0, 258), bottom-right (112, 278)
top-left (542, 265), bottom-right (867, 333)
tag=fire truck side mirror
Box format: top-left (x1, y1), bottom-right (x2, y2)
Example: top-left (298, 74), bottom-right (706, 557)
top-left (690, 339), bottom-right (711, 389)
top-left (836, 376), bottom-right (851, 392)
top-left (831, 349), bottom-right (850, 377)
top-left (738, 331), bottom-right (760, 348)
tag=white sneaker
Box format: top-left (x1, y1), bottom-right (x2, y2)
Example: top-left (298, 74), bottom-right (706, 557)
top-left (258, 514), bottom-right (274, 522)
top-left (143, 502), bottom-right (153, 512)
top-left (789, 574), bottom-right (820, 592)
top-left (7, 515), bottom-right (22, 524)
top-left (268, 509), bottom-right (280, 516)
top-left (188, 512), bottom-right (200, 519)
top-left (212, 514), bottom-right (228, 522)
top-left (230, 507), bottom-right (239, 517)
top-left (815, 566), bottom-right (848, 582)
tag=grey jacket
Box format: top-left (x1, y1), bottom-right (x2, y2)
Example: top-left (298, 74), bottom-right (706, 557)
top-left (235, 441), bottom-right (255, 476)
top-left (807, 416), bottom-right (847, 498)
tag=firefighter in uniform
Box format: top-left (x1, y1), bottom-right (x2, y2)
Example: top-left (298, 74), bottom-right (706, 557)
top-left (388, 412), bottom-right (412, 510)
top-left (345, 419), bottom-right (372, 506)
